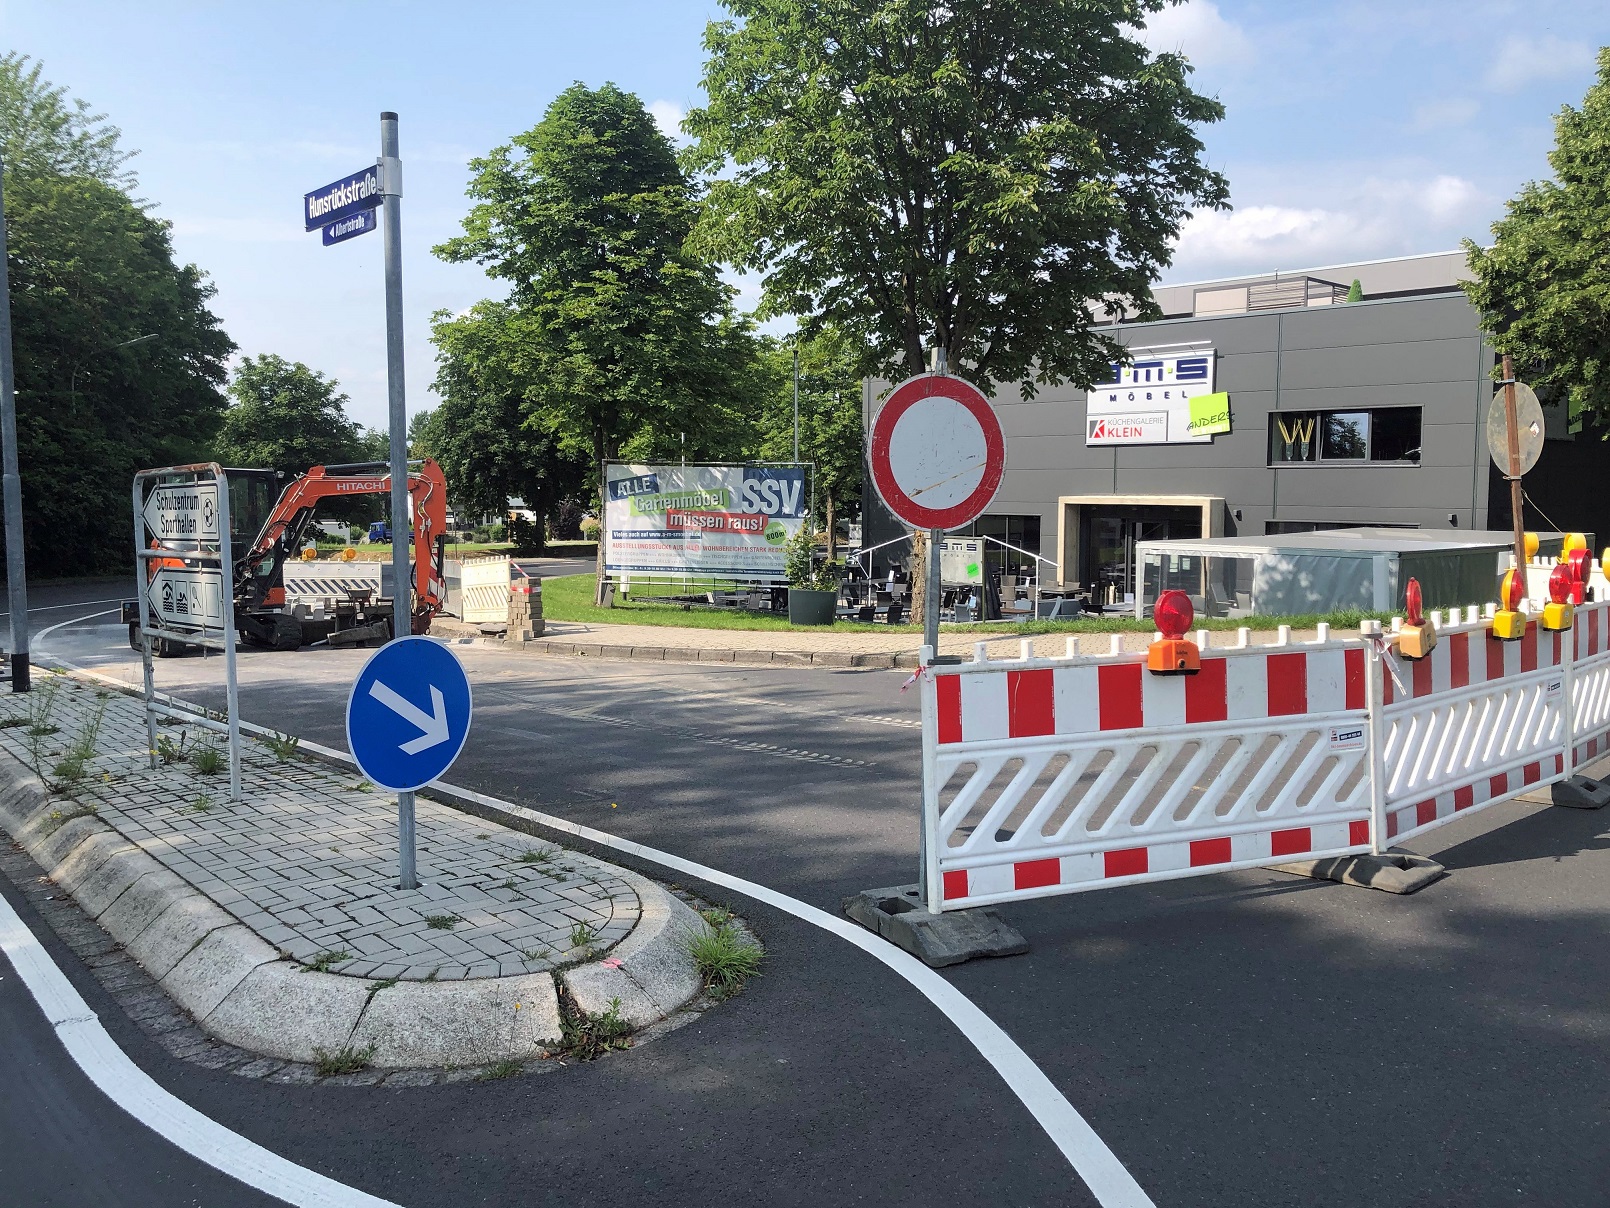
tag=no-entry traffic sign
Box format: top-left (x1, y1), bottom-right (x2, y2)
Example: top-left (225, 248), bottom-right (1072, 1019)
top-left (869, 373), bottom-right (1005, 531)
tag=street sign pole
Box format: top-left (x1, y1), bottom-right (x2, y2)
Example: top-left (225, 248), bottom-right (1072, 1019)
top-left (379, 111), bottom-right (416, 890)
top-left (1501, 353), bottom-right (1527, 582)
top-left (0, 153), bottom-right (30, 693)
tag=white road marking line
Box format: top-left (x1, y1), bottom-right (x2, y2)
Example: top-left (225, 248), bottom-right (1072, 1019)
top-left (0, 892), bottom-right (401, 1208)
top-left (38, 612), bottom-right (1155, 1208)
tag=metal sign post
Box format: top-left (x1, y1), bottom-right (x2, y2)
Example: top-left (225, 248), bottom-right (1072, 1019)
top-left (379, 111), bottom-right (416, 890)
top-left (132, 464), bottom-right (242, 800)
top-left (0, 153), bottom-right (30, 693)
top-left (1502, 353), bottom-right (1527, 580)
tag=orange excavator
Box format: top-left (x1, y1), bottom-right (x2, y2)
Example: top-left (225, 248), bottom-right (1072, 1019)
top-left (126, 459), bottom-right (449, 653)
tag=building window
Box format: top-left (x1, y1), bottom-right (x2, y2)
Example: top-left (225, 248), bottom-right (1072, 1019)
top-left (1269, 407), bottom-right (1421, 465)
top-left (969, 514), bottom-right (1043, 580)
top-left (1265, 520), bottom-right (1420, 535)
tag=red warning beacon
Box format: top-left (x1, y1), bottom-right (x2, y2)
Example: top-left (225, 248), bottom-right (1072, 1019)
top-left (1147, 590), bottom-right (1200, 675)
top-left (1396, 577), bottom-right (1438, 660)
top-left (1493, 566), bottom-right (1527, 641)
top-left (1543, 561), bottom-right (1575, 631)
top-left (1565, 546), bottom-right (1591, 605)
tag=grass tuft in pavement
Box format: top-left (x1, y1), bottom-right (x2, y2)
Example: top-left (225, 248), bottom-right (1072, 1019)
top-left (302, 948), bottom-right (354, 973)
top-left (311, 1043), bottom-right (377, 1077)
top-left (424, 914), bottom-right (459, 931)
top-left (689, 920), bottom-right (763, 997)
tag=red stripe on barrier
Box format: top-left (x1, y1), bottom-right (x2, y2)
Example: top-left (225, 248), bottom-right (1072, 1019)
top-left (1345, 647), bottom-right (1366, 710)
top-left (1185, 657), bottom-right (1228, 723)
top-left (1013, 858), bottom-right (1060, 890)
top-left (1551, 631), bottom-right (1562, 667)
top-left (1454, 785), bottom-right (1474, 811)
top-left (1104, 847), bottom-right (1148, 878)
top-left (1555, 753), bottom-right (1565, 775)
top-left (1098, 663), bottom-right (1144, 731)
top-left (1490, 772), bottom-right (1509, 799)
top-left (1416, 799), bottom-right (1438, 827)
top-left (936, 674), bottom-right (962, 745)
top-left (1448, 632), bottom-right (1470, 690)
top-left (942, 869), bottom-right (968, 900)
top-left (1189, 837), bottom-right (1232, 866)
top-left (1383, 663), bottom-right (1394, 706)
top-left (1412, 652), bottom-right (1433, 699)
top-left (1486, 630), bottom-right (1505, 681)
top-left (1006, 668), bottom-right (1055, 738)
top-left (1270, 827), bottom-right (1311, 856)
top-left (1386, 813), bottom-right (1400, 839)
top-left (1523, 761), bottom-right (1541, 785)
top-left (1349, 820), bottom-right (1370, 846)
top-left (1265, 653), bottom-right (1308, 716)
top-left (1521, 623), bottom-right (1538, 672)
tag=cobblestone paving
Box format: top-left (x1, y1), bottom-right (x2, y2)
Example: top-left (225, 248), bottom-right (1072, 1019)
top-left (0, 676), bottom-right (638, 981)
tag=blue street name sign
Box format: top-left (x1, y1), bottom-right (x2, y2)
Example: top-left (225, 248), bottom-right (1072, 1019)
top-left (323, 208), bottom-right (378, 246)
top-left (304, 163), bottom-right (382, 232)
top-left (346, 637), bottom-right (473, 792)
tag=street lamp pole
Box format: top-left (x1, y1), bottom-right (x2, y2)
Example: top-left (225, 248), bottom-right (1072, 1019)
top-left (792, 334), bottom-right (800, 463)
top-left (0, 154), bottom-right (30, 692)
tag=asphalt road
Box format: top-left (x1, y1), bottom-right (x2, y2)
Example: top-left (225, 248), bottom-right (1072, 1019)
top-left (9, 583), bottom-right (1610, 1206)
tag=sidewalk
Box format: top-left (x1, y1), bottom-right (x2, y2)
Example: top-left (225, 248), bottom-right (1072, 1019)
top-left (0, 674), bottom-right (707, 1071)
top-left (437, 615), bottom-right (1331, 669)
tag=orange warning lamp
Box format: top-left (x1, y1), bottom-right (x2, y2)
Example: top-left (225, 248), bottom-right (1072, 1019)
top-left (1396, 577), bottom-right (1438, 660)
top-left (1147, 590), bottom-right (1200, 675)
top-left (1543, 562), bottom-right (1575, 631)
top-left (1493, 566), bottom-right (1527, 641)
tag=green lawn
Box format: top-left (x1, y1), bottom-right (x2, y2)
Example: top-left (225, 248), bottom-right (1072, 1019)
top-left (340, 540), bottom-right (598, 562)
top-left (538, 573), bottom-right (1394, 635)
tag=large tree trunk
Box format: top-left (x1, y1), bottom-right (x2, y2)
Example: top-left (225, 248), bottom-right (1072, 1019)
top-left (593, 425), bottom-right (609, 606)
top-left (908, 529), bottom-right (927, 629)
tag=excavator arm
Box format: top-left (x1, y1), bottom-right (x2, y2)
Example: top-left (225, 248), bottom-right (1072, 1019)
top-left (240, 458), bottom-right (449, 635)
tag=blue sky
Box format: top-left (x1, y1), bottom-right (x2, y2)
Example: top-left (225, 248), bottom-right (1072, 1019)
top-left (2, 1), bottom-right (1607, 428)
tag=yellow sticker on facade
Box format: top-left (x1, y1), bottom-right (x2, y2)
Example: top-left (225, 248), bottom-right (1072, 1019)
top-left (1187, 391), bottom-right (1231, 436)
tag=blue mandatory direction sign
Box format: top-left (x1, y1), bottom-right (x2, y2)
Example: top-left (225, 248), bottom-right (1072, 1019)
top-left (304, 163), bottom-right (383, 232)
top-left (346, 637), bottom-right (473, 792)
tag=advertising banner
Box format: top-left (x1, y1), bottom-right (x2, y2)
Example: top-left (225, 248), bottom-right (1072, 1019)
top-left (1085, 347), bottom-right (1222, 446)
top-left (603, 463), bottom-right (808, 582)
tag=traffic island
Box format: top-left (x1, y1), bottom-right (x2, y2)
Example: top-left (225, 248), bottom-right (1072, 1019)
top-left (0, 673), bottom-right (717, 1072)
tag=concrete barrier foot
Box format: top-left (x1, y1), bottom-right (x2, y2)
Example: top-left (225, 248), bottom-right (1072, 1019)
top-left (1274, 849), bottom-right (1445, 895)
top-left (843, 884), bottom-right (1028, 967)
top-left (1552, 775), bottom-right (1610, 809)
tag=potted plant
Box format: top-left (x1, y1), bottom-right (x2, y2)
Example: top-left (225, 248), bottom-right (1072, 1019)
top-left (784, 524), bottom-right (839, 625)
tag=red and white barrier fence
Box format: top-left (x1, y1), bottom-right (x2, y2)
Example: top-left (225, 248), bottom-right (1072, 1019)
top-left (917, 603), bottom-right (1610, 913)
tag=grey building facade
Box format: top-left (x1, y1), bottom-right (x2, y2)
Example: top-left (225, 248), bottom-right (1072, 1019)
top-left (859, 251), bottom-right (1576, 602)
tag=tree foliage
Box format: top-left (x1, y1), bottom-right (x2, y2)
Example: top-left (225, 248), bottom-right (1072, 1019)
top-left (1464, 49), bottom-right (1610, 420)
top-left (1, 59), bottom-right (229, 578)
top-left (433, 82), bottom-right (763, 564)
top-left (753, 328), bottom-right (864, 553)
top-left (0, 53), bottom-right (135, 189)
top-left (5, 173), bottom-right (233, 577)
top-left (685, 0), bottom-right (1229, 394)
top-left (213, 354), bottom-right (367, 478)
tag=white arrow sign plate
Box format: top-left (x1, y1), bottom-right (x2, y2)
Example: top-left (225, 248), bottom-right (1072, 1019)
top-left (146, 566), bottom-right (227, 631)
top-left (144, 482), bottom-right (220, 543)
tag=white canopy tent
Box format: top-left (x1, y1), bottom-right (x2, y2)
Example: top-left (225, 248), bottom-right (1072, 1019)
top-left (1134, 528), bottom-right (1572, 619)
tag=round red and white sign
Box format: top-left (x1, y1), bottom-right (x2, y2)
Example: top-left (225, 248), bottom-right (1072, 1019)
top-left (869, 373), bottom-right (1006, 531)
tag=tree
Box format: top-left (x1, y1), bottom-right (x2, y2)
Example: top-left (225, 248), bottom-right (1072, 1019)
top-left (753, 328), bottom-right (864, 558)
top-left (419, 301), bottom-right (590, 552)
top-left (685, 0), bottom-right (1229, 394)
top-left (434, 82), bottom-right (764, 596)
top-left (0, 54), bottom-right (134, 188)
top-left (1, 58), bottom-right (232, 578)
top-left (1345, 279), bottom-right (1364, 303)
top-left (1464, 49), bottom-right (1610, 421)
top-left (213, 355), bottom-right (367, 478)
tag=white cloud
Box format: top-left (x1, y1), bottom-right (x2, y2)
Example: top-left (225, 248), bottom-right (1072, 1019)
top-left (648, 99), bottom-right (688, 144)
top-left (1171, 173), bottom-right (1484, 275)
top-left (1412, 97), bottom-right (1479, 130)
top-left (1138, 0), bottom-right (1255, 69)
top-left (1484, 35), bottom-right (1596, 92)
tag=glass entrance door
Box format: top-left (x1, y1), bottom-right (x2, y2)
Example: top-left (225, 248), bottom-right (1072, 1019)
top-left (1080, 505), bottom-right (1202, 603)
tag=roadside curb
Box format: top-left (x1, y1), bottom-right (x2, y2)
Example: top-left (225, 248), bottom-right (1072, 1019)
top-left (0, 748), bottom-right (704, 1069)
top-left (429, 619), bottom-right (920, 670)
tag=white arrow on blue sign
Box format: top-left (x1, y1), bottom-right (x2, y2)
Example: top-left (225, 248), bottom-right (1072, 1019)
top-left (346, 637), bottom-right (473, 791)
